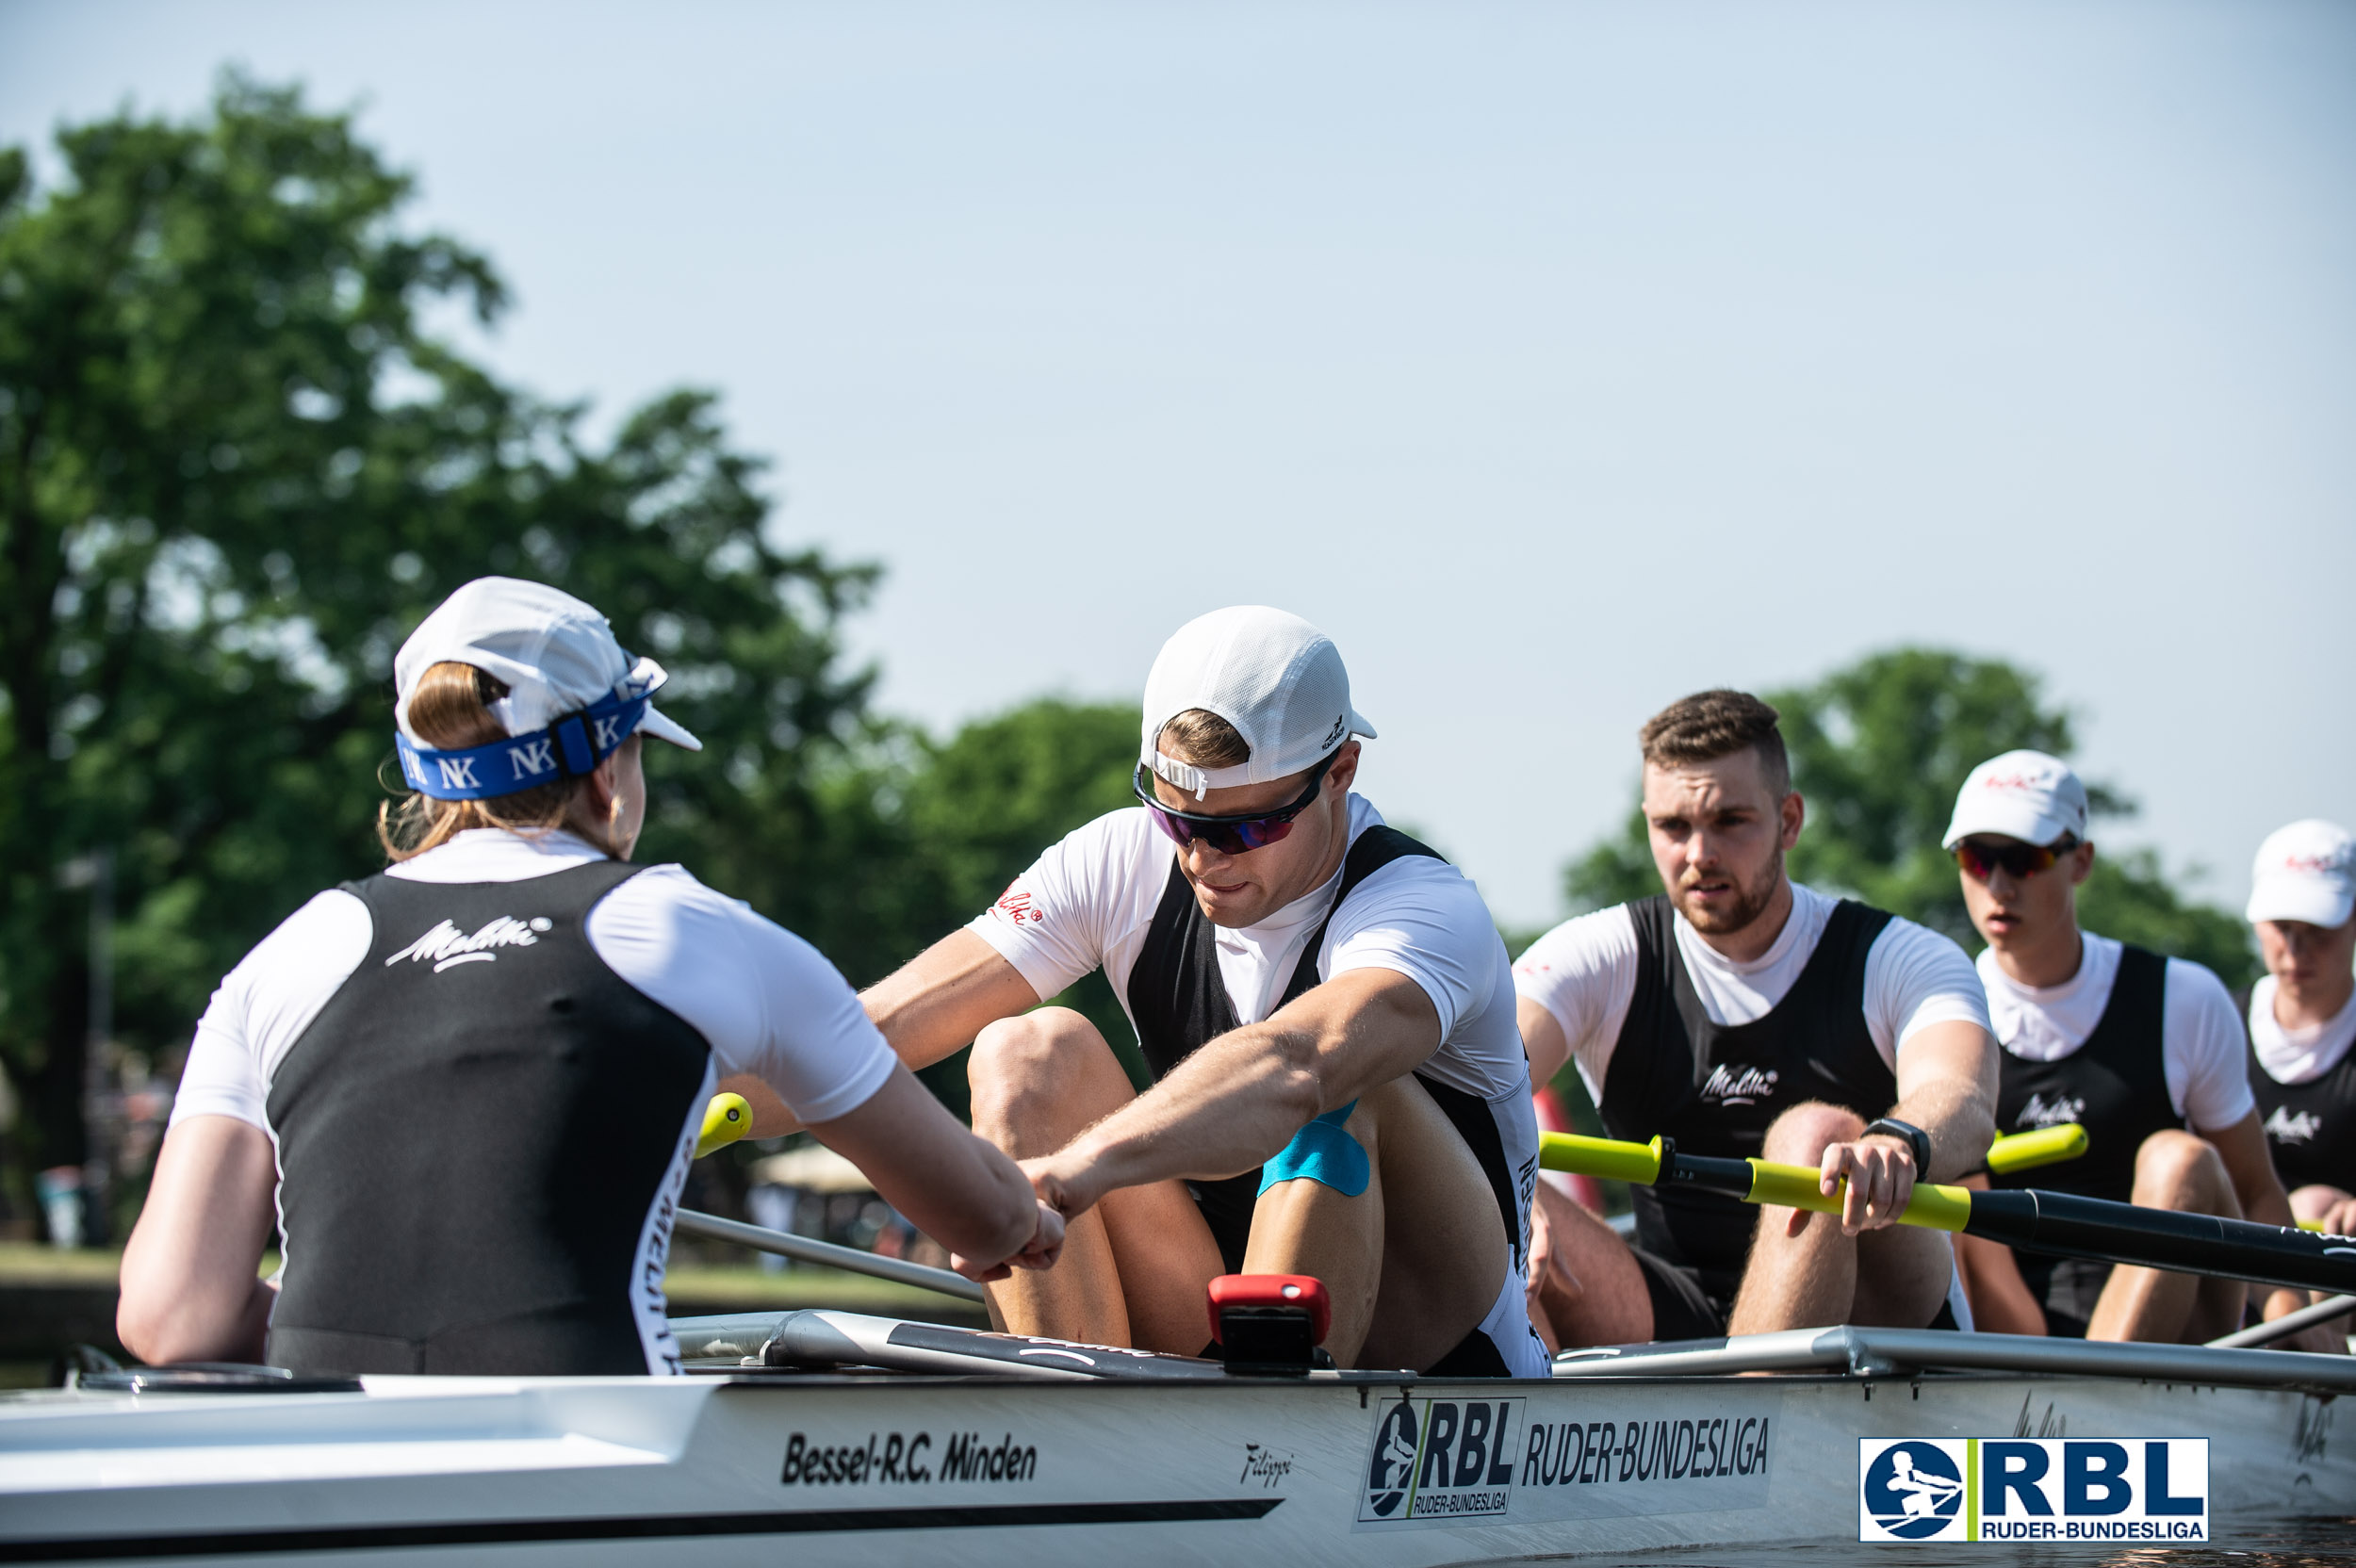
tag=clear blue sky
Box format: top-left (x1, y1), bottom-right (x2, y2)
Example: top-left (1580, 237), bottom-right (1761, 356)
top-left (4, 0), bottom-right (2350, 928)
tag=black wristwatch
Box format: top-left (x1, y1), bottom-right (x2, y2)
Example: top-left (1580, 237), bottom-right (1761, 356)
top-left (1861, 1117), bottom-right (1932, 1171)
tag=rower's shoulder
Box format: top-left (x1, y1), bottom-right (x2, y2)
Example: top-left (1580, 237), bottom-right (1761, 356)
top-left (1512, 903), bottom-right (1642, 977)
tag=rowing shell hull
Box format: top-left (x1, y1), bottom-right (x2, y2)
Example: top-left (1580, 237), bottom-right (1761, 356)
top-left (1, 1352), bottom-right (2348, 1562)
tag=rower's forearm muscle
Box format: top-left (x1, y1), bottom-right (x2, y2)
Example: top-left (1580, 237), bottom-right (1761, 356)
top-left (1891, 1021), bottom-right (1998, 1182)
top-left (1067, 968), bottom-right (1439, 1194)
top-left (864, 930), bottom-right (1042, 1070)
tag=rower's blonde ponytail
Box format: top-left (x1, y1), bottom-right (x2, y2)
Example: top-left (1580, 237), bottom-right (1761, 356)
top-left (377, 662), bottom-right (622, 862)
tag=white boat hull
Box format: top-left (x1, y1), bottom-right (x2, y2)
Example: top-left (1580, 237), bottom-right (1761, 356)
top-left (2, 1324), bottom-right (2349, 1563)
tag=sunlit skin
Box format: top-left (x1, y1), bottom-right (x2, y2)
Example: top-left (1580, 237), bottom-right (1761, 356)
top-left (1948, 832), bottom-right (2324, 1348)
top-left (1956, 832), bottom-right (2094, 988)
top-left (1640, 752), bottom-right (1804, 964)
top-left (2259, 917), bottom-right (2356, 1031)
top-left (1519, 745), bottom-right (1997, 1348)
top-left (1151, 741), bottom-right (1362, 928)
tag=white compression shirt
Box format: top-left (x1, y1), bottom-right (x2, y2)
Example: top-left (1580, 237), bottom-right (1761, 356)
top-left (1976, 935), bottom-right (2252, 1131)
top-left (2249, 974), bottom-right (2356, 1086)
top-left (1512, 882), bottom-right (1992, 1104)
top-left (172, 828), bottom-right (896, 1375)
top-left (968, 793), bottom-right (1527, 1102)
top-left (174, 828), bottom-right (897, 1133)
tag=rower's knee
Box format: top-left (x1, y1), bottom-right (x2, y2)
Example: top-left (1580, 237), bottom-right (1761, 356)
top-left (968, 1007), bottom-right (1121, 1152)
top-left (1761, 1102), bottom-right (1867, 1167)
top-left (2131, 1130), bottom-right (2231, 1214)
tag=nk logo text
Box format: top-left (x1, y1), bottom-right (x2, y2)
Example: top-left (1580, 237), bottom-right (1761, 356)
top-left (1858, 1438), bottom-right (2207, 1544)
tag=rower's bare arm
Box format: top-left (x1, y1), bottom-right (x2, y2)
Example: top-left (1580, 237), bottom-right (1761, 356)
top-left (1028, 966), bottom-right (1441, 1216)
top-left (1821, 1021), bottom-right (1996, 1231)
top-left (723, 931), bottom-right (1043, 1138)
top-left (119, 1115), bottom-right (280, 1364)
top-left (1517, 995), bottom-right (1569, 1087)
top-left (810, 1063), bottom-right (1062, 1281)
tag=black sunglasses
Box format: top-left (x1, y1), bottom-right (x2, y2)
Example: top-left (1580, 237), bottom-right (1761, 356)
top-left (1134, 752), bottom-right (1338, 857)
top-left (1955, 835), bottom-right (2081, 882)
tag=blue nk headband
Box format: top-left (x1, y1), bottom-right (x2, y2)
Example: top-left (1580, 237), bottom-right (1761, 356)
top-left (395, 686), bottom-right (650, 801)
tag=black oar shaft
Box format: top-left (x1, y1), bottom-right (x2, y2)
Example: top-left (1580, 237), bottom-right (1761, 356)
top-left (1962, 1188), bottom-right (2356, 1298)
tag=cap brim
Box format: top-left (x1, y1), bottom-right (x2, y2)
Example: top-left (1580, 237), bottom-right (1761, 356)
top-left (1941, 804), bottom-right (2073, 851)
top-left (2246, 881), bottom-right (2354, 929)
top-left (639, 705), bottom-right (703, 752)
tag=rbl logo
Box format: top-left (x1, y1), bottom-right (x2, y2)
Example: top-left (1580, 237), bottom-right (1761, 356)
top-left (1357, 1397), bottom-right (1522, 1524)
top-left (1858, 1438), bottom-right (2207, 1544)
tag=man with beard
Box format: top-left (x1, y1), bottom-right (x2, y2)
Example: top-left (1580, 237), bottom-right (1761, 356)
top-left (1513, 691), bottom-right (1996, 1345)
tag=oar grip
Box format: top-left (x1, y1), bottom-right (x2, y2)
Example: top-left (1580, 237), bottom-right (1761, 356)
top-left (1537, 1131), bottom-right (1665, 1184)
top-left (1986, 1123), bottom-right (2088, 1177)
top-left (1742, 1158), bottom-right (1972, 1233)
top-left (695, 1092), bottom-right (752, 1159)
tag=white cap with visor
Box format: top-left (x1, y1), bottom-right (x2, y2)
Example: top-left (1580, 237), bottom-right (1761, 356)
top-left (392, 577), bottom-right (701, 800)
top-left (1942, 750), bottom-right (2089, 851)
top-left (1140, 606), bottom-right (1376, 799)
top-left (2246, 820), bottom-right (2356, 929)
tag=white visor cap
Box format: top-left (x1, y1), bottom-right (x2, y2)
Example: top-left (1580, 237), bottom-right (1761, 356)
top-left (1140, 606), bottom-right (1375, 799)
top-left (2246, 819), bottom-right (2356, 928)
top-left (1941, 750), bottom-right (2089, 851)
top-left (393, 577), bottom-right (702, 753)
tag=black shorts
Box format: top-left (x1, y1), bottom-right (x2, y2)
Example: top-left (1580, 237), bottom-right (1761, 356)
top-left (2016, 1254), bottom-right (2112, 1340)
top-left (1628, 1242), bottom-right (1958, 1340)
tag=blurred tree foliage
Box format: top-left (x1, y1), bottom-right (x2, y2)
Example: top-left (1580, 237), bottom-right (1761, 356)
top-left (1558, 649), bottom-right (2254, 987)
top-left (0, 77), bottom-right (1142, 1233)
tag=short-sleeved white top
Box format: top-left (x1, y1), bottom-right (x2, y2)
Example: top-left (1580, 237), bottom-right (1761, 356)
top-left (1974, 934), bottom-right (2252, 1131)
top-left (967, 794), bottom-right (1526, 1102)
top-left (172, 828), bottom-right (897, 1134)
top-left (2249, 974), bottom-right (2356, 1086)
top-left (1512, 883), bottom-right (1991, 1104)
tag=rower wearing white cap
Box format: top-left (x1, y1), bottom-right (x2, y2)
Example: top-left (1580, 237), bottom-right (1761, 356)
top-left (736, 607), bottom-right (1545, 1375)
top-left (1515, 692), bottom-right (1997, 1347)
top-left (1939, 752), bottom-right (2314, 1347)
top-left (2244, 821), bottom-right (2356, 1263)
top-left (119, 578), bottom-right (1059, 1376)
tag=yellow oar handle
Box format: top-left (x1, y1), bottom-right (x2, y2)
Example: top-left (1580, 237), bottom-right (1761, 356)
top-left (1742, 1159), bottom-right (1973, 1232)
top-left (1538, 1131), bottom-right (1974, 1233)
top-left (1536, 1131), bottom-right (1667, 1184)
top-left (695, 1092), bottom-right (752, 1158)
top-left (1985, 1123), bottom-right (2087, 1176)
top-left (2299, 1218), bottom-right (2325, 1233)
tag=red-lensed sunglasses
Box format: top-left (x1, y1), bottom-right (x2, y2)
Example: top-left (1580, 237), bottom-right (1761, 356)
top-left (1954, 836), bottom-right (2081, 882)
top-left (1134, 753), bottom-right (1336, 857)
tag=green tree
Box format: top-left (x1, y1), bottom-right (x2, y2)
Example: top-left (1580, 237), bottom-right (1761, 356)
top-left (1558, 649), bottom-right (2253, 988)
top-left (0, 76), bottom-right (882, 1231)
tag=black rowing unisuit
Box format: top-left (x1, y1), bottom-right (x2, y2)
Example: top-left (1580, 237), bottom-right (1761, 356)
top-left (1122, 825), bottom-right (1525, 1375)
top-left (263, 861), bottom-right (711, 1377)
top-left (1990, 943), bottom-right (2177, 1338)
top-left (2248, 1020), bottom-right (2356, 1197)
top-left (1600, 894), bottom-right (1895, 1308)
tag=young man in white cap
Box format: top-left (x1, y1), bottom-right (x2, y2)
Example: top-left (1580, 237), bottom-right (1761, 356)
top-left (2244, 821), bottom-right (2356, 1264)
top-left (747, 606), bottom-right (1544, 1375)
top-left (1515, 692), bottom-right (1997, 1347)
top-left (119, 578), bottom-right (1059, 1376)
top-left (1939, 752), bottom-right (2313, 1346)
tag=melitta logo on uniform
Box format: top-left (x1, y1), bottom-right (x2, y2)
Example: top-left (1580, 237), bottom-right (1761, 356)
top-left (2265, 1105), bottom-right (2322, 1146)
top-left (386, 916), bottom-right (556, 974)
top-left (1858, 1438), bottom-right (2207, 1544)
top-left (1357, 1396), bottom-right (1773, 1527)
top-left (1701, 1064), bottom-right (1778, 1107)
top-left (2016, 1091), bottom-right (2087, 1130)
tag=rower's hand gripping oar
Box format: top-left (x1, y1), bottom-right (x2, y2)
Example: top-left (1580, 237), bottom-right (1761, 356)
top-left (1540, 1129), bottom-right (2356, 1299)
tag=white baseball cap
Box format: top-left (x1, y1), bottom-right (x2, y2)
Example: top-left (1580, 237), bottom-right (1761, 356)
top-left (394, 577), bottom-right (702, 753)
top-left (1941, 750), bottom-right (2090, 850)
top-left (1140, 606), bottom-right (1375, 799)
top-left (2246, 820), bottom-right (2356, 928)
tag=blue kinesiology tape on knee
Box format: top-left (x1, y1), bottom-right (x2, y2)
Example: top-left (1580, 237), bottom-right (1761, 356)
top-left (1257, 1101), bottom-right (1369, 1198)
